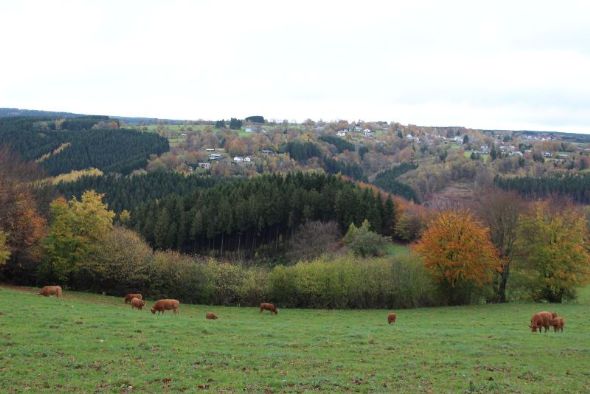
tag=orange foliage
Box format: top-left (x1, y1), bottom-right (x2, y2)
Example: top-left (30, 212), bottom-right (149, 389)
top-left (413, 210), bottom-right (500, 288)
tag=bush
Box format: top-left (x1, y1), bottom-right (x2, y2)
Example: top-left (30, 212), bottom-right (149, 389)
top-left (73, 226), bottom-right (151, 294)
top-left (268, 255), bottom-right (438, 309)
top-left (343, 220), bottom-right (388, 257)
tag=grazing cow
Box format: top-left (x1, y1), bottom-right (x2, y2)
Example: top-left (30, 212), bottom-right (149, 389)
top-left (206, 312), bottom-right (218, 320)
top-left (124, 293), bottom-right (142, 304)
top-left (38, 285), bottom-right (62, 298)
top-left (551, 316), bottom-right (565, 333)
top-left (388, 312), bottom-right (397, 324)
top-left (530, 311), bottom-right (553, 333)
top-left (151, 299), bottom-right (180, 315)
top-left (260, 303), bottom-right (278, 315)
top-left (131, 297), bottom-right (145, 310)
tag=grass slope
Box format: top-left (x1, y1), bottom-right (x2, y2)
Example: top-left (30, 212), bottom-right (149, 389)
top-left (1, 286), bottom-right (589, 393)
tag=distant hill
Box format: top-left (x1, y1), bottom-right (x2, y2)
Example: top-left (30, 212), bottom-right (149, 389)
top-left (0, 115), bottom-right (169, 176)
top-left (0, 108), bottom-right (186, 126)
top-left (0, 108), bottom-right (81, 118)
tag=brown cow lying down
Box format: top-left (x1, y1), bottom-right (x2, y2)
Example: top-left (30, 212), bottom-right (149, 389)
top-left (260, 303), bottom-right (278, 314)
top-left (38, 285), bottom-right (62, 297)
top-left (206, 312), bottom-right (218, 320)
top-left (551, 316), bottom-right (565, 332)
top-left (131, 297), bottom-right (145, 310)
top-left (124, 293), bottom-right (142, 304)
top-left (151, 299), bottom-right (180, 315)
top-left (388, 312), bottom-right (397, 324)
top-left (530, 311), bottom-right (553, 333)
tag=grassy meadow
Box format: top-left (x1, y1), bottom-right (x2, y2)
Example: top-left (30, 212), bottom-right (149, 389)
top-left (1, 286), bottom-right (589, 393)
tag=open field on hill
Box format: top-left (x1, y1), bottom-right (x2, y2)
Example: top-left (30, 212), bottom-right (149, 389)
top-left (1, 286), bottom-right (589, 393)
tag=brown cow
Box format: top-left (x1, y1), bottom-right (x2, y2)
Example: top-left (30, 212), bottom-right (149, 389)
top-left (530, 311), bottom-right (553, 333)
top-left (124, 293), bottom-right (142, 304)
top-left (260, 303), bottom-right (278, 315)
top-left (38, 285), bottom-right (62, 297)
top-left (551, 316), bottom-right (565, 333)
top-left (151, 299), bottom-right (180, 315)
top-left (388, 312), bottom-right (397, 324)
top-left (206, 312), bottom-right (218, 320)
top-left (131, 297), bottom-right (145, 310)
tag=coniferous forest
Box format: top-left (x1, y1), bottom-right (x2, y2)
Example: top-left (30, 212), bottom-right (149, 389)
top-left (0, 116), bottom-right (169, 175)
top-left (130, 173), bottom-right (395, 257)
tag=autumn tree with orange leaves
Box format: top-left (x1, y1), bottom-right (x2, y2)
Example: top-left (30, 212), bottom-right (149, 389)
top-left (414, 210), bottom-right (500, 305)
top-left (0, 147), bottom-right (46, 279)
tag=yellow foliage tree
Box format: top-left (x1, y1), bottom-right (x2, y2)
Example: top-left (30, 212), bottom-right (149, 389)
top-left (41, 190), bottom-right (115, 284)
top-left (413, 210), bottom-right (500, 304)
top-left (514, 201), bottom-right (590, 302)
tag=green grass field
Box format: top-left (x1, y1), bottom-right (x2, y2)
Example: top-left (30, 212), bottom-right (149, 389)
top-left (1, 286), bottom-right (589, 393)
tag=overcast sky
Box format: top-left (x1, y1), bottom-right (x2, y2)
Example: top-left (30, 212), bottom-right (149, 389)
top-left (1, 1), bottom-right (589, 132)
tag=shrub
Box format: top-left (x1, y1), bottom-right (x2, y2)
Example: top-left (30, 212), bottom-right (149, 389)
top-left (343, 220), bottom-right (388, 257)
top-left (268, 255), bottom-right (438, 309)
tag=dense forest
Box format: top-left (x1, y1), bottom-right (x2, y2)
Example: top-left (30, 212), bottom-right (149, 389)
top-left (0, 116), bottom-right (169, 175)
top-left (372, 163), bottom-right (419, 202)
top-left (131, 173), bottom-right (395, 257)
top-left (495, 173), bottom-right (590, 204)
top-left (56, 172), bottom-right (226, 213)
top-left (280, 140), bottom-right (366, 180)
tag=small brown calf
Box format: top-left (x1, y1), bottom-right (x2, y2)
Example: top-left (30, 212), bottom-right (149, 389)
top-left (388, 312), bottom-right (397, 324)
top-left (260, 303), bottom-right (278, 315)
top-left (124, 293), bottom-right (142, 304)
top-left (131, 297), bottom-right (145, 310)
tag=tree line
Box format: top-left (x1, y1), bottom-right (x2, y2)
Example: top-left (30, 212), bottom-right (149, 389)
top-left (495, 173), bottom-right (590, 204)
top-left (0, 116), bottom-right (169, 175)
top-left (55, 172), bottom-right (225, 213)
top-left (372, 163), bottom-right (419, 202)
top-left (131, 173), bottom-right (395, 257)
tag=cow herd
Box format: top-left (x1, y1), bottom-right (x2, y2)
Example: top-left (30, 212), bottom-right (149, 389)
top-left (37, 286), bottom-right (566, 332)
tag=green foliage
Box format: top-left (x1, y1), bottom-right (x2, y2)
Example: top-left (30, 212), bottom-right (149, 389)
top-left (55, 172), bottom-right (224, 213)
top-left (245, 115), bottom-right (265, 123)
top-left (40, 191), bottom-right (115, 284)
top-left (319, 135), bottom-right (355, 153)
top-left (268, 255), bottom-right (437, 309)
top-left (281, 141), bottom-right (323, 162)
top-left (214, 119), bottom-right (226, 128)
top-left (0, 116), bottom-right (169, 175)
top-left (73, 226), bottom-right (151, 293)
top-left (513, 202), bottom-right (590, 302)
top-left (343, 219), bottom-right (389, 258)
top-left (229, 118), bottom-right (242, 129)
top-left (495, 173), bottom-right (590, 204)
top-left (372, 163), bottom-right (419, 201)
top-left (132, 173), bottom-right (391, 256)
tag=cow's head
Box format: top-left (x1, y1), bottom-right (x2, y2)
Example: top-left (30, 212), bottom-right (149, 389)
top-left (151, 308), bottom-right (156, 314)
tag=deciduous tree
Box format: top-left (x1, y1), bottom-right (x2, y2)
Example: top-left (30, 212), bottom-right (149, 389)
top-left (414, 210), bottom-right (500, 304)
top-left (513, 201), bottom-right (590, 302)
top-left (40, 191), bottom-right (115, 284)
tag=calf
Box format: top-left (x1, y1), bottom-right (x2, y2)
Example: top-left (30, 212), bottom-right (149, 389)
top-left (124, 293), bottom-right (142, 304)
top-left (131, 297), bottom-right (145, 310)
top-left (530, 311), bottom-right (553, 333)
top-left (151, 299), bottom-right (180, 315)
top-left (38, 285), bottom-right (62, 297)
top-left (206, 312), bottom-right (218, 320)
top-left (388, 312), bottom-right (397, 324)
top-left (260, 303), bottom-right (278, 315)
top-left (551, 316), bottom-right (565, 333)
